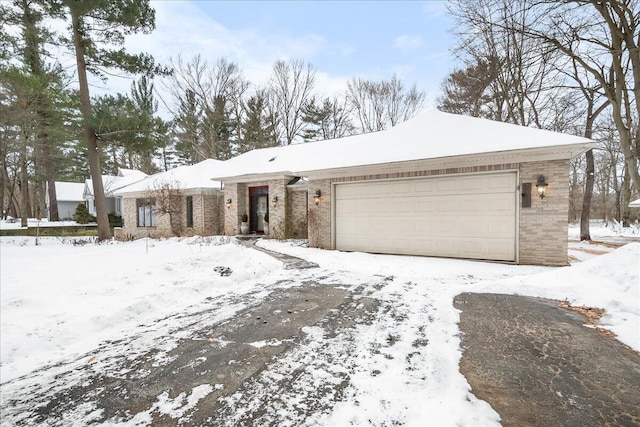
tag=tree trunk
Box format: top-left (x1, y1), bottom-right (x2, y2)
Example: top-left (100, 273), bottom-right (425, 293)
top-left (40, 132), bottom-right (59, 221)
top-left (621, 166), bottom-right (631, 227)
top-left (580, 149), bottom-right (594, 240)
top-left (2, 166), bottom-right (17, 219)
top-left (72, 11), bottom-right (111, 240)
top-left (20, 149), bottom-right (30, 227)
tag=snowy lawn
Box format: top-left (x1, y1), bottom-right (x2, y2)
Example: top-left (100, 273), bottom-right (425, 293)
top-left (0, 218), bottom-right (84, 230)
top-left (1, 223), bottom-right (638, 426)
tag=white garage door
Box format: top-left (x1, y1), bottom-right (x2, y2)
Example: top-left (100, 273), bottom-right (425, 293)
top-left (334, 172), bottom-right (517, 262)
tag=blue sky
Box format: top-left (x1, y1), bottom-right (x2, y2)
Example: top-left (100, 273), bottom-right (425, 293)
top-left (121, 1), bottom-right (457, 108)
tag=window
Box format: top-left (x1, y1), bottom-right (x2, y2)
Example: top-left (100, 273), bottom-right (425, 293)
top-left (136, 198), bottom-right (156, 227)
top-left (186, 196), bottom-right (193, 228)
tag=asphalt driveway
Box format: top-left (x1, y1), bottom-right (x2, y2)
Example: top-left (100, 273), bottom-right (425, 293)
top-left (455, 292), bottom-right (640, 427)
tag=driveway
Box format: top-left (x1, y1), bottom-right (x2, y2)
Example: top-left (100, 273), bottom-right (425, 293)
top-left (455, 293), bottom-right (640, 427)
top-left (1, 238), bottom-right (638, 426)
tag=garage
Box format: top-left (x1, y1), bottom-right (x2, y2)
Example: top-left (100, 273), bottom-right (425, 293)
top-left (334, 172), bottom-right (517, 262)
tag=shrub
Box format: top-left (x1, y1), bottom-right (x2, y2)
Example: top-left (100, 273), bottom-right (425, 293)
top-left (73, 203), bottom-right (96, 224)
top-left (241, 213), bottom-right (248, 223)
top-left (263, 212), bottom-right (269, 223)
top-left (108, 213), bottom-right (123, 228)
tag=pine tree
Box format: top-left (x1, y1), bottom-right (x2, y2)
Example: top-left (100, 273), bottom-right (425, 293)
top-left (54, 0), bottom-right (167, 240)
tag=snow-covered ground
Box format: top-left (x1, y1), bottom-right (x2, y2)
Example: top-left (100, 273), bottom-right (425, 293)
top-left (0, 218), bottom-right (84, 230)
top-left (1, 221), bottom-right (638, 426)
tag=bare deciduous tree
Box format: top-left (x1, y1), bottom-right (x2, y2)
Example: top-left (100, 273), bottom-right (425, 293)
top-left (347, 74), bottom-right (425, 133)
top-left (167, 55), bottom-right (249, 161)
top-left (447, 0), bottom-right (566, 128)
top-left (457, 0), bottom-right (640, 194)
top-left (267, 59), bottom-right (316, 145)
top-left (145, 178), bottom-right (183, 236)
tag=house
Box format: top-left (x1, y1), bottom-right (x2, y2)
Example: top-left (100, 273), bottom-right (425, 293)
top-left (113, 159), bottom-right (224, 239)
top-left (46, 182), bottom-right (85, 220)
top-left (630, 199), bottom-right (640, 208)
top-left (211, 110), bottom-right (594, 266)
top-left (83, 169), bottom-right (147, 217)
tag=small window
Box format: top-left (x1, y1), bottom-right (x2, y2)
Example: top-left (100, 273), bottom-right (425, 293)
top-left (186, 196), bottom-right (193, 228)
top-left (136, 198), bottom-right (156, 227)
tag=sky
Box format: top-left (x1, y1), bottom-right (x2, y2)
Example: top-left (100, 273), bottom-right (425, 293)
top-left (99, 1), bottom-right (458, 111)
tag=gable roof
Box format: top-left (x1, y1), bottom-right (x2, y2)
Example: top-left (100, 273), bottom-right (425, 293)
top-left (84, 169), bottom-right (148, 198)
top-left (53, 182), bottom-right (85, 202)
top-left (113, 159), bottom-right (224, 195)
top-left (211, 110), bottom-right (595, 180)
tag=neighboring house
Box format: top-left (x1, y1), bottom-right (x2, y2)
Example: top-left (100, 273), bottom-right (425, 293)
top-left (83, 169), bottom-right (147, 217)
top-left (46, 182), bottom-right (85, 220)
top-left (629, 199), bottom-right (640, 208)
top-left (211, 110), bottom-right (594, 266)
top-left (113, 159), bottom-right (224, 239)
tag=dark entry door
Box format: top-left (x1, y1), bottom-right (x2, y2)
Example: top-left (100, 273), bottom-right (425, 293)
top-left (249, 186), bottom-right (268, 233)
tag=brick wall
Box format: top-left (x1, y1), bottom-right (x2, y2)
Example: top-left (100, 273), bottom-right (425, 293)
top-left (287, 189), bottom-right (308, 238)
top-left (307, 160), bottom-right (571, 266)
top-left (224, 183), bottom-right (244, 235)
top-left (120, 197), bottom-right (172, 239)
top-left (119, 190), bottom-right (223, 240)
top-left (307, 179), bottom-right (332, 249)
top-left (224, 180), bottom-right (292, 238)
top-left (519, 159), bottom-right (570, 266)
top-left (267, 178), bottom-right (287, 239)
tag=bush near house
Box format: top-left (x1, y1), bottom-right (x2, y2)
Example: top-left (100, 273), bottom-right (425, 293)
top-left (73, 204), bottom-right (96, 224)
top-left (108, 213), bottom-right (123, 228)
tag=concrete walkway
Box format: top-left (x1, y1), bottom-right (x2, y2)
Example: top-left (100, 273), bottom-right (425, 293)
top-left (236, 237), bottom-right (319, 269)
top-left (454, 293), bottom-right (640, 427)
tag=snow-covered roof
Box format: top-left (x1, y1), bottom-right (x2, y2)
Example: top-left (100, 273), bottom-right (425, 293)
top-left (629, 198), bottom-right (640, 208)
top-left (54, 182), bottom-right (85, 202)
top-left (113, 159), bottom-right (224, 195)
top-left (117, 168), bottom-right (147, 178)
top-left (211, 110), bottom-right (595, 180)
top-left (84, 170), bottom-right (148, 198)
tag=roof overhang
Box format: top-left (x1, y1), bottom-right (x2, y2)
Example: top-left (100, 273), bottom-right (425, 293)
top-left (213, 171), bottom-right (297, 184)
top-left (115, 187), bottom-right (221, 198)
top-left (211, 142), bottom-right (594, 183)
top-left (301, 142), bottom-right (596, 180)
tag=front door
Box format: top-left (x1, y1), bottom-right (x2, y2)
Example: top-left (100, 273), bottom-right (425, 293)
top-left (249, 186), bottom-right (268, 233)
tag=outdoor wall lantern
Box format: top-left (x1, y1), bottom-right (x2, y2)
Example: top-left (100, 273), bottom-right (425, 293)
top-left (226, 198), bottom-right (232, 209)
top-left (314, 189), bottom-right (322, 205)
top-left (273, 196), bottom-right (278, 207)
top-left (536, 175), bottom-right (548, 199)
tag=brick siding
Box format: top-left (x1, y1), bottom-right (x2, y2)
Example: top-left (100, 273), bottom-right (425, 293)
top-left (287, 189), bottom-right (308, 239)
top-left (307, 161), bottom-right (571, 266)
top-left (307, 179), bottom-right (332, 249)
top-left (519, 159), bottom-right (570, 266)
top-left (119, 190), bottom-right (222, 240)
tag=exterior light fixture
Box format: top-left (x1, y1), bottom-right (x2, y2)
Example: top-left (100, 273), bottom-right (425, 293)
top-left (536, 175), bottom-right (548, 199)
top-left (226, 198), bottom-right (232, 209)
top-left (273, 196), bottom-right (278, 207)
top-left (314, 189), bottom-right (321, 205)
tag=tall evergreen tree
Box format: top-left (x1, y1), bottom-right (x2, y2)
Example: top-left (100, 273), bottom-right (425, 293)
top-left (1, 0), bottom-right (69, 221)
top-left (237, 91), bottom-right (277, 153)
top-left (54, 0), bottom-right (167, 240)
top-left (302, 96), bottom-right (355, 141)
